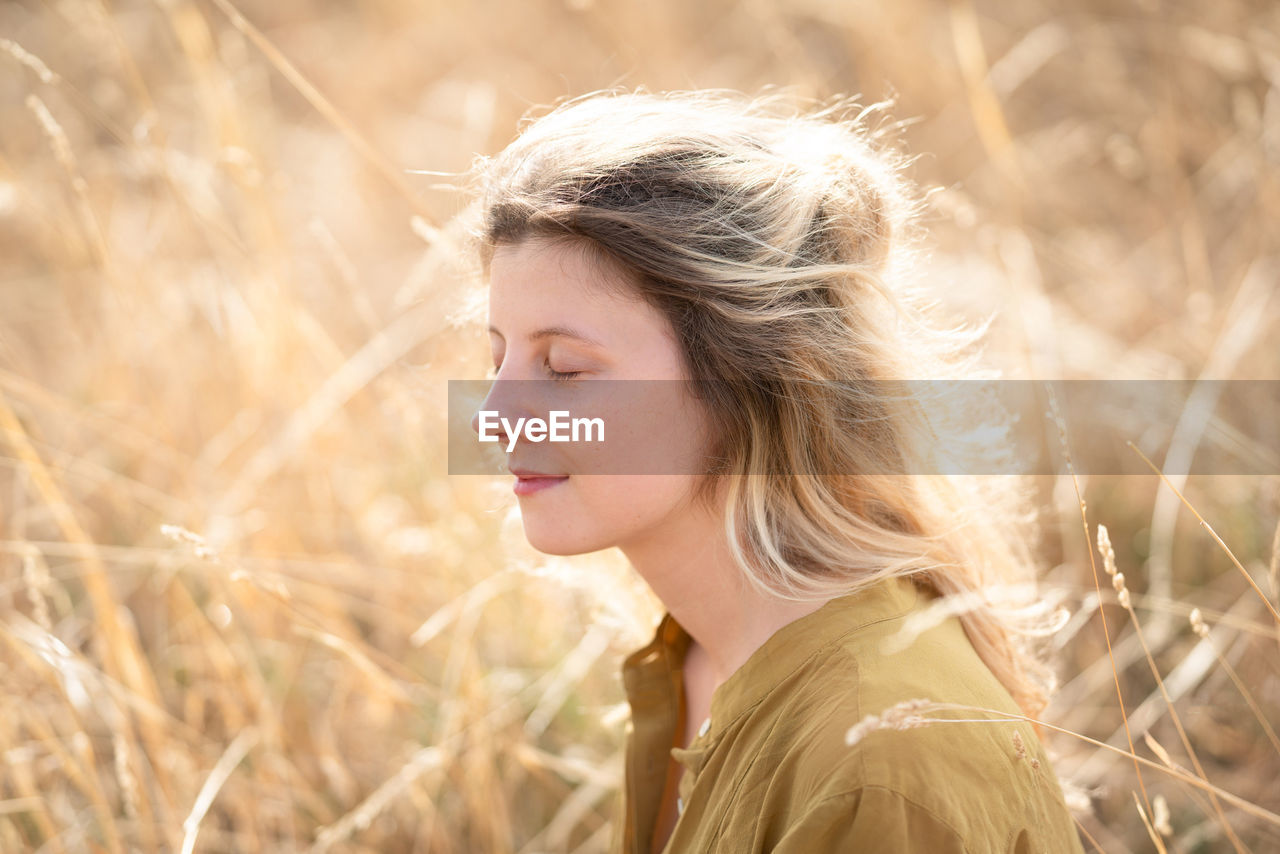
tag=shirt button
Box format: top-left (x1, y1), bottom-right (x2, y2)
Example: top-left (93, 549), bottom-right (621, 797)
top-left (697, 717), bottom-right (711, 738)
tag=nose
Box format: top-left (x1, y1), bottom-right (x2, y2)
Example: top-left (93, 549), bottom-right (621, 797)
top-left (470, 404), bottom-right (512, 448)
top-left (470, 375), bottom-right (531, 448)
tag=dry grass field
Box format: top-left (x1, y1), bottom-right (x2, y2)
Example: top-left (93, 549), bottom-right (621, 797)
top-left (1, 0), bottom-right (1279, 851)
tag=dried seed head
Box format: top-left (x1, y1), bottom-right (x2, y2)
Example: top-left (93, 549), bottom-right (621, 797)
top-left (1, 38), bottom-right (58, 84)
top-left (1117, 588), bottom-right (1131, 609)
top-left (21, 544), bottom-right (52, 631)
top-left (1012, 729), bottom-right (1026, 760)
top-left (1189, 607), bottom-right (1209, 639)
top-left (1112, 572), bottom-right (1126, 594)
top-left (113, 731), bottom-right (140, 822)
top-left (1097, 524), bottom-right (1117, 577)
top-left (1045, 385), bottom-right (1079, 482)
top-left (1153, 794), bottom-right (1172, 837)
top-left (844, 698), bottom-right (934, 747)
top-left (160, 523), bottom-right (218, 561)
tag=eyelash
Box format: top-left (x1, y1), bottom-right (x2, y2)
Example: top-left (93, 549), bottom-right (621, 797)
top-left (489, 359), bottom-right (583, 382)
top-left (546, 365), bottom-right (582, 382)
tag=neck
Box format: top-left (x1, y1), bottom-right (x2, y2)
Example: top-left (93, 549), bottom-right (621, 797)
top-left (617, 489), bottom-right (829, 685)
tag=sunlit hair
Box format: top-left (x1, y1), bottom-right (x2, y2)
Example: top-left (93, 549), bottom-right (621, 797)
top-left (466, 88), bottom-right (1059, 719)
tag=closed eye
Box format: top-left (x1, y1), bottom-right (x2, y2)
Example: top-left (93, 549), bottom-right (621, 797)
top-left (545, 363), bottom-right (583, 382)
top-left (486, 359), bottom-right (583, 382)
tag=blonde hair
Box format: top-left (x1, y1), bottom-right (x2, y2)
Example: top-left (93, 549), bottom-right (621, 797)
top-left (468, 88), bottom-right (1057, 718)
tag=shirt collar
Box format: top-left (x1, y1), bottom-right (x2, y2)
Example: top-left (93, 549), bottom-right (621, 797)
top-left (630, 573), bottom-right (925, 744)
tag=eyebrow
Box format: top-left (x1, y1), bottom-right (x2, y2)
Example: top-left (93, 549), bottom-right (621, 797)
top-left (487, 324), bottom-right (608, 350)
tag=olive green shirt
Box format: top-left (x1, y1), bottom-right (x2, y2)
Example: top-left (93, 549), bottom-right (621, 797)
top-left (610, 574), bottom-right (1085, 853)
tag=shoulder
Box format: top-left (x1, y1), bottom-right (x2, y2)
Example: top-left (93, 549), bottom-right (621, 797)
top-left (775, 622), bottom-right (1019, 797)
top-left (764, 616), bottom-right (1083, 852)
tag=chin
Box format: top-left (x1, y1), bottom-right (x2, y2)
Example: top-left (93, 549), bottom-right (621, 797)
top-left (519, 517), bottom-right (611, 556)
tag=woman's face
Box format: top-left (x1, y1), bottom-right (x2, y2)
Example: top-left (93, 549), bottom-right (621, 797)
top-left (471, 237), bottom-right (714, 556)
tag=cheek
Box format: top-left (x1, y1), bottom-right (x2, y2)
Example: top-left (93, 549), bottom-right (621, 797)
top-left (566, 383), bottom-right (711, 476)
top-left (575, 475), bottom-right (693, 522)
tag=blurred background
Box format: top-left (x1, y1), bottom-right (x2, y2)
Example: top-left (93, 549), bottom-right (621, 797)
top-left (2, 0), bottom-right (1278, 851)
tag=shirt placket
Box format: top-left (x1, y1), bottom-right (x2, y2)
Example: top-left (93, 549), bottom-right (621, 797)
top-left (669, 721), bottom-right (714, 827)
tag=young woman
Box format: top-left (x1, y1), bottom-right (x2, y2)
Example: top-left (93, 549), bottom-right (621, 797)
top-left (468, 89), bottom-right (1084, 853)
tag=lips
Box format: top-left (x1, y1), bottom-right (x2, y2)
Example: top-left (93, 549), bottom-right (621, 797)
top-left (510, 467), bottom-right (569, 497)
top-left (509, 467), bottom-right (566, 478)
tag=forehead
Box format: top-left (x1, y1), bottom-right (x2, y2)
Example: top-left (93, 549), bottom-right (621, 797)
top-left (487, 238), bottom-right (642, 320)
